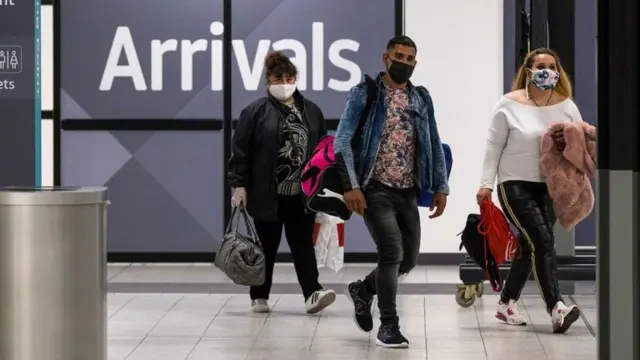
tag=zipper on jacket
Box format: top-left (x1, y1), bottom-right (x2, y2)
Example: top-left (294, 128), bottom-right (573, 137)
top-left (301, 102), bottom-right (312, 158)
top-left (273, 109), bottom-right (285, 191)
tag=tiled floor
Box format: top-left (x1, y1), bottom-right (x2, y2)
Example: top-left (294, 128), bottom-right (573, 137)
top-left (107, 264), bottom-right (596, 360)
top-left (108, 293), bottom-right (595, 360)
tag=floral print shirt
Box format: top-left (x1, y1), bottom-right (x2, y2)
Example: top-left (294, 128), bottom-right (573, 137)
top-left (371, 86), bottom-right (416, 188)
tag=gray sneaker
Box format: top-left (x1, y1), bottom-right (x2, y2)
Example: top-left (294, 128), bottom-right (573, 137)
top-left (251, 299), bottom-right (270, 313)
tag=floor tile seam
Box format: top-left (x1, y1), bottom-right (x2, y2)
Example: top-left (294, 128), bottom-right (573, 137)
top-left (184, 295), bottom-right (234, 360)
top-left (520, 298), bottom-right (550, 359)
top-left (567, 294), bottom-right (596, 338)
top-left (108, 265), bottom-right (131, 281)
top-left (247, 295), bottom-right (282, 357)
top-left (472, 302), bottom-right (490, 360)
top-left (306, 307), bottom-right (324, 355)
top-left (124, 295), bottom-right (185, 360)
top-left (121, 336), bottom-right (146, 360)
top-left (109, 294), bottom-right (137, 320)
top-left (421, 296), bottom-right (428, 348)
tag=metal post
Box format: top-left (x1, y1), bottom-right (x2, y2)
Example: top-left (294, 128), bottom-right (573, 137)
top-left (0, 187), bottom-right (108, 360)
top-left (529, 0), bottom-right (548, 49)
top-left (531, 0), bottom-right (576, 289)
top-left (597, 0), bottom-right (639, 358)
top-left (547, 0), bottom-right (575, 85)
top-left (514, 0), bottom-right (529, 70)
top-left (222, 0), bottom-right (233, 226)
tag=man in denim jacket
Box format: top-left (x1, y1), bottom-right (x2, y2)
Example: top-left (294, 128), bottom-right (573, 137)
top-left (334, 35), bottom-right (449, 348)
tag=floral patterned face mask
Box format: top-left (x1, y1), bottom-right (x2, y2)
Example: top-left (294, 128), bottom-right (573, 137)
top-left (529, 69), bottom-right (560, 90)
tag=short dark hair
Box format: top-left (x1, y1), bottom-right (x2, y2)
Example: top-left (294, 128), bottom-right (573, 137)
top-left (264, 51), bottom-right (298, 79)
top-left (386, 35), bottom-right (417, 52)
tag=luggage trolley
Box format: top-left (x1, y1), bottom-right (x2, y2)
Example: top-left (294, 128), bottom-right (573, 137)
top-left (456, 247), bottom-right (596, 307)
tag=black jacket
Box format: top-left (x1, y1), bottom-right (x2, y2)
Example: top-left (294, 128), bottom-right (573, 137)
top-left (228, 91), bottom-right (327, 222)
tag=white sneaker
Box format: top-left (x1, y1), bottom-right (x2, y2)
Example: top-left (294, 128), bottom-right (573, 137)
top-left (495, 300), bottom-right (527, 326)
top-left (551, 301), bottom-right (580, 334)
top-left (305, 289), bottom-right (337, 314)
top-left (251, 299), bottom-right (271, 313)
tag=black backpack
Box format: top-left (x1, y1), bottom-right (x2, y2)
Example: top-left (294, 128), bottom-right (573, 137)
top-left (459, 213), bottom-right (504, 291)
top-left (352, 75), bottom-right (377, 145)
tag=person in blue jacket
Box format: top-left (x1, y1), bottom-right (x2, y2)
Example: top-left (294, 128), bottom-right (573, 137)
top-left (333, 35), bottom-right (449, 348)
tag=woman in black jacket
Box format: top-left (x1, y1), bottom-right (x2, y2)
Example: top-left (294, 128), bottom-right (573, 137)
top-left (228, 51), bottom-right (336, 314)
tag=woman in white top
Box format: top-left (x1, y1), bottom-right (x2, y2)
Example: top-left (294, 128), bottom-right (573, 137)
top-left (477, 48), bottom-right (582, 334)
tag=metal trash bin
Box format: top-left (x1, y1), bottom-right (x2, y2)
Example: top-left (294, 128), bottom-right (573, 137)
top-left (0, 187), bottom-right (108, 360)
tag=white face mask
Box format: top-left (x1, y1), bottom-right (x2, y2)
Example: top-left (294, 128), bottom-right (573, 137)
top-left (528, 69), bottom-right (559, 90)
top-left (269, 83), bottom-right (297, 101)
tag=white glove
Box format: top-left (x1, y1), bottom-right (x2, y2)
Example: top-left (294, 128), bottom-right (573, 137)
top-left (231, 187), bottom-right (247, 207)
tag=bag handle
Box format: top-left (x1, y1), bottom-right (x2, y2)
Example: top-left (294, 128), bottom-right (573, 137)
top-left (225, 205), bottom-right (241, 234)
top-left (239, 205), bottom-right (261, 246)
top-left (354, 75), bottom-right (377, 140)
top-left (226, 204), bottom-right (262, 248)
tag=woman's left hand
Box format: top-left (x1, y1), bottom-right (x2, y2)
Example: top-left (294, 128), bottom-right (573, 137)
top-left (552, 129), bottom-right (566, 151)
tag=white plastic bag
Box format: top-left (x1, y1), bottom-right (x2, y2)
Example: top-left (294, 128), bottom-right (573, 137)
top-left (313, 212), bottom-right (344, 272)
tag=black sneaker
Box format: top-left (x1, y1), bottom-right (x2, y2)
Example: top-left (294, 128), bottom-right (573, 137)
top-left (345, 281), bottom-right (374, 332)
top-left (376, 324), bottom-right (409, 348)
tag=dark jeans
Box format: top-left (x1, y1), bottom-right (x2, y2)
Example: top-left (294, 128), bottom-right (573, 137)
top-left (497, 181), bottom-right (562, 311)
top-left (250, 195), bottom-right (322, 301)
top-left (361, 181), bottom-right (421, 325)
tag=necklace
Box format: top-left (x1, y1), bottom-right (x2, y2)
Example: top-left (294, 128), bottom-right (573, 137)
top-left (528, 88), bottom-right (553, 106)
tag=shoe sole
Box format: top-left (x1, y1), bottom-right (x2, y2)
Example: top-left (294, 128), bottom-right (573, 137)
top-left (553, 306), bottom-right (581, 334)
top-left (306, 291), bottom-right (337, 314)
top-left (251, 306), bottom-right (271, 313)
top-left (344, 285), bottom-right (374, 333)
top-left (495, 312), bottom-right (527, 326)
top-left (375, 339), bottom-right (409, 348)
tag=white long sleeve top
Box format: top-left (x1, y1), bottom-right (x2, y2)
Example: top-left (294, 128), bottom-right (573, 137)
top-left (480, 96), bottom-right (583, 189)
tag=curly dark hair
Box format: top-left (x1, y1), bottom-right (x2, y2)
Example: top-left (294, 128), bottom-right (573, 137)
top-left (264, 51), bottom-right (298, 80)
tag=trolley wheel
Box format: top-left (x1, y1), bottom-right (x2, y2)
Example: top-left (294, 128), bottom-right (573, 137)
top-left (476, 282), bottom-right (485, 298)
top-left (455, 284), bottom-right (477, 308)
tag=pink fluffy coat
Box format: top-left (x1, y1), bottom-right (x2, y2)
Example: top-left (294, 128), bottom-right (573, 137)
top-left (540, 122), bottom-right (597, 230)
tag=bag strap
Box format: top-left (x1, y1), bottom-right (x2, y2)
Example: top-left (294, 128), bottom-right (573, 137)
top-left (238, 205), bottom-right (260, 246)
top-left (226, 204), bottom-right (262, 247)
top-left (354, 75), bottom-right (377, 138)
top-left (225, 205), bottom-right (241, 234)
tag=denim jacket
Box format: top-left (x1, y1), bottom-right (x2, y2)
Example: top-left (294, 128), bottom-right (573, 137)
top-left (333, 73), bottom-right (450, 195)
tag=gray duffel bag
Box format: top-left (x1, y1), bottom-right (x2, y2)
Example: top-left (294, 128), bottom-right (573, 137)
top-left (214, 204), bottom-right (265, 286)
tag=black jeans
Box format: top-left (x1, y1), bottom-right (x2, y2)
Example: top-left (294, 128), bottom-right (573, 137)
top-left (250, 195), bottom-right (322, 301)
top-left (361, 181), bottom-right (421, 325)
top-left (497, 181), bottom-right (562, 311)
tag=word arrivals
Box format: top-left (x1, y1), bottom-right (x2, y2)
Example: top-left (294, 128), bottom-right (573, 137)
top-left (100, 21), bottom-right (362, 92)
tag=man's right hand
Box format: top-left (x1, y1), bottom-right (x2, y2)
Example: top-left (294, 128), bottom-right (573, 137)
top-left (344, 188), bottom-right (366, 215)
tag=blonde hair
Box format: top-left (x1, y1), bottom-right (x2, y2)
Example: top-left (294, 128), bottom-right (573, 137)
top-left (512, 48), bottom-right (573, 98)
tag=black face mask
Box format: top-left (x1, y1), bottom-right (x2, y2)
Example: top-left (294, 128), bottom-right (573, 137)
top-left (387, 60), bottom-right (415, 84)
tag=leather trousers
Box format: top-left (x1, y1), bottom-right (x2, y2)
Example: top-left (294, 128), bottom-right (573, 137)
top-left (497, 180), bottom-right (562, 311)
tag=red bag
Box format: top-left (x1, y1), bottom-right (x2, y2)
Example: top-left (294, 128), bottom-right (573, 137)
top-left (478, 199), bottom-right (519, 291)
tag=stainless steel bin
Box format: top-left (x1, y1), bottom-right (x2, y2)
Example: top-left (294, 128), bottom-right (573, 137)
top-left (0, 187), bottom-right (108, 360)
